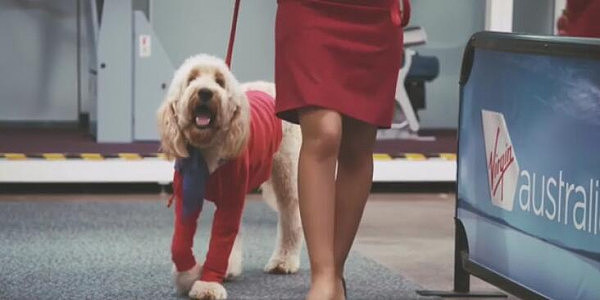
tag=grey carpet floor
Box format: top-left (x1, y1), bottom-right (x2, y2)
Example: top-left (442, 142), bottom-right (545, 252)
top-left (0, 199), bottom-right (429, 300)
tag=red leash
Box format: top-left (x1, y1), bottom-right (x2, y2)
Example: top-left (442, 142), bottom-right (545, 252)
top-left (225, 0), bottom-right (241, 68)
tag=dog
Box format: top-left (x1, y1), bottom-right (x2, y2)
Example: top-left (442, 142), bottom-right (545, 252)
top-left (157, 54), bottom-right (303, 300)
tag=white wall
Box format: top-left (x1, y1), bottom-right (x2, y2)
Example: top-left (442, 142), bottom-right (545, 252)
top-left (486, 0), bottom-right (514, 32)
top-left (410, 0), bottom-right (487, 128)
top-left (554, 0), bottom-right (567, 34)
top-left (0, 0), bottom-right (78, 122)
top-left (151, 0), bottom-right (276, 83)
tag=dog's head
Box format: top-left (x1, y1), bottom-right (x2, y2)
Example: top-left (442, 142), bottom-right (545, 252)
top-left (157, 54), bottom-right (249, 160)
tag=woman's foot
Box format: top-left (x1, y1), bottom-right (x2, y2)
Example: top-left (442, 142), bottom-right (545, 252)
top-left (306, 275), bottom-right (345, 300)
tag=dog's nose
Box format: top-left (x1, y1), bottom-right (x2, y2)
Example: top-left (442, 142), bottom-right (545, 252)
top-left (198, 89), bottom-right (213, 102)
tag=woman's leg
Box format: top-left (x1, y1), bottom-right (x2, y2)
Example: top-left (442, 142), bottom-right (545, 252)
top-left (297, 108), bottom-right (345, 300)
top-left (333, 117), bottom-right (378, 278)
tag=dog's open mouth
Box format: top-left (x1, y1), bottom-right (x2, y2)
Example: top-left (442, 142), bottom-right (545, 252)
top-left (194, 105), bottom-right (215, 129)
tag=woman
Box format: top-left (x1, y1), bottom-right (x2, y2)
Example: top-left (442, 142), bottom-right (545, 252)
top-left (274, 0), bottom-right (410, 299)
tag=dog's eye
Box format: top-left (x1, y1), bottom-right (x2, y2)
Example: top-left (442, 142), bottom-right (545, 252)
top-left (216, 77), bottom-right (225, 88)
top-left (187, 76), bottom-right (195, 85)
top-left (187, 70), bottom-right (199, 85)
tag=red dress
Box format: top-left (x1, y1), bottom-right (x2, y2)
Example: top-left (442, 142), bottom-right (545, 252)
top-left (171, 91), bottom-right (283, 283)
top-left (275, 0), bottom-right (410, 128)
top-left (557, 0), bottom-right (600, 38)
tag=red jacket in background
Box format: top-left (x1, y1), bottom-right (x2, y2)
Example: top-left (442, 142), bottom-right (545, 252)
top-left (557, 0), bottom-right (600, 38)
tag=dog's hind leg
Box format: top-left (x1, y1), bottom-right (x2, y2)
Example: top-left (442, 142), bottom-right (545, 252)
top-left (225, 231), bottom-right (243, 279)
top-left (264, 123), bottom-right (303, 274)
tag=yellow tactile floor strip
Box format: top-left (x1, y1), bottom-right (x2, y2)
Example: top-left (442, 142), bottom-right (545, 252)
top-left (404, 153), bottom-right (427, 161)
top-left (3, 153), bottom-right (27, 160)
top-left (42, 153), bottom-right (66, 160)
top-left (80, 153), bottom-right (104, 161)
top-left (118, 153), bottom-right (143, 160)
top-left (0, 153), bottom-right (457, 161)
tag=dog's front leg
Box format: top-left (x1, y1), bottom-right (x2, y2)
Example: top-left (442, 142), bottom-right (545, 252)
top-left (264, 203), bottom-right (302, 274)
top-left (225, 231), bottom-right (243, 279)
top-left (190, 199), bottom-right (245, 299)
top-left (171, 218), bottom-right (203, 295)
top-left (172, 263), bottom-right (201, 295)
top-left (171, 169), bottom-right (204, 295)
top-left (262, 180), bottom-right (303, 274)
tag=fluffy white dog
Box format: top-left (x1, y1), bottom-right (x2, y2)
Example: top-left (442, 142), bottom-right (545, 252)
top-left (157, 54), bottom-right (303, 300)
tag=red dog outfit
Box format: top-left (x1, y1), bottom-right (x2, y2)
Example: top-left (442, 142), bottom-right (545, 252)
top-left (170, 90), bottom-right (283, 283)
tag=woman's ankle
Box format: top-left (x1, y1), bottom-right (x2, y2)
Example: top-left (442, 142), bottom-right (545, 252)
top-left (307, 275), bottom-right (345, 300)
top-left (311, 268), bottom-right (337, 282)
top-left (335, 268), bottom-right (345, 280)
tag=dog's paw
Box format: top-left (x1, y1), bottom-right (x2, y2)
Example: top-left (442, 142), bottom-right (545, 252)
top-left (188, 280), bottom-right (227, 300)
top-left (172, 263), bottom-right (201, 295)
top-left (264, 254), bottom-right (300, 274)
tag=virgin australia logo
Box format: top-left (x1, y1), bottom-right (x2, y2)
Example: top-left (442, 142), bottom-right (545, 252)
top-left (482, 110), bottom-right (520, 211)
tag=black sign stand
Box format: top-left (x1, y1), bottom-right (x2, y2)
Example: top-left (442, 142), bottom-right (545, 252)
top-left (415, 219), bottom-right (507, 298)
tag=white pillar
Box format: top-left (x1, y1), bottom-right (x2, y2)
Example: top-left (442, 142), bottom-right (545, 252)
top-left (485, 0), bottom-right (514, 32)
top-left (554, 0), bottom-right (567, 34)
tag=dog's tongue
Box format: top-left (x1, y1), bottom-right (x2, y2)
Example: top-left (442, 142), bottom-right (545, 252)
top-left (196, 113), bottom-right (211, 127)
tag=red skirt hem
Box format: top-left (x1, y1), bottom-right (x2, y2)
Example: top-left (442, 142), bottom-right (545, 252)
top-left (274, 0), bottom-right (404, 129)
top-left (276, 103), bottom-right (394, 129)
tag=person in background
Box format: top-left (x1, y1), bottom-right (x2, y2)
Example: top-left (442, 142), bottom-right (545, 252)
top-left (274, 0), bottom-right (410, 299)
top-left (557, 0), bottom-right (600, 38)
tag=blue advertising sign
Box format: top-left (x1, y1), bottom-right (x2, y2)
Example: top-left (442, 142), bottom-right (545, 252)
top-left (458, 36), bottom-right (600, 299)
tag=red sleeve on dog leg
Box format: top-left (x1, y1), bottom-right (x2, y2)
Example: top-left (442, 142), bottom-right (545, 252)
top-left (201, 158), bottom-right (249, 283)
top-left (171, 170), bottom-right (202, 272)
top-left (200, 202), bottom-right (245, 282)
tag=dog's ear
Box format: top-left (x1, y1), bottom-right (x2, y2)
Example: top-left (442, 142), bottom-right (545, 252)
top-left (157, 97), bottom-right (189, 160)
top-left (221, 102), bottom-right (249, 160)
top-left (218, 64), bottom-right (249, 159)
